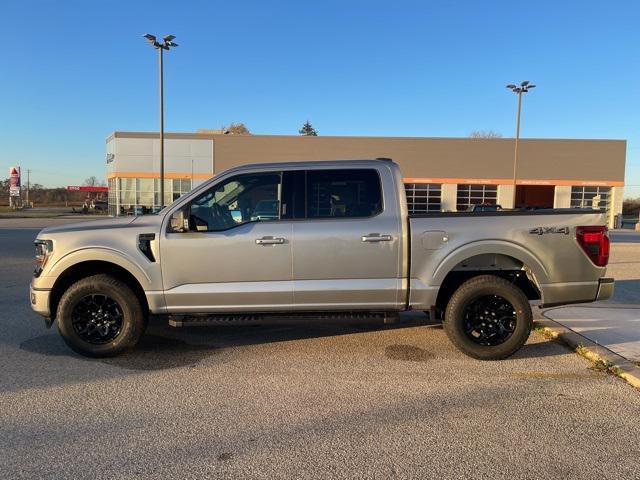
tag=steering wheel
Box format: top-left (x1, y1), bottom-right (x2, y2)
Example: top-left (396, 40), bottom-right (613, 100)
top-left (211, 204), bottom-right (236, 229)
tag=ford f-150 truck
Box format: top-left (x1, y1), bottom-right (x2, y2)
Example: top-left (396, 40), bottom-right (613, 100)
top-left (30, 159), bottom-right (613, 359)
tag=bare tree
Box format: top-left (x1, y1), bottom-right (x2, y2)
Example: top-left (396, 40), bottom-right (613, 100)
top-left (83, 176), bottom-right (99, 186)
top-left (469, 130), bottom-right (503, 138)
top-left (224, 123), bottom-right (251, 135)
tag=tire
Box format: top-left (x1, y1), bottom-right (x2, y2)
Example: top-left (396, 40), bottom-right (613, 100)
top-left (56, 274), bottom-right (146, 358)
top-left (443, 275), bottom-right (532, 360)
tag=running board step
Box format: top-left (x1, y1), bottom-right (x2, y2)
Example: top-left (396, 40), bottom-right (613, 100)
top-left (169, 311), bottom-right (399, 327)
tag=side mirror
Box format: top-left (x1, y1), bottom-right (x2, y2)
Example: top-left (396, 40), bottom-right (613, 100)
top-left (169, 208), bottom-right (189, 232)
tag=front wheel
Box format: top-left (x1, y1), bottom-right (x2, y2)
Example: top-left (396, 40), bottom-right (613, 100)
top-left (56, 274), bottom-right (146, 357)
top-left (443, 275), bottom-right (532, 360)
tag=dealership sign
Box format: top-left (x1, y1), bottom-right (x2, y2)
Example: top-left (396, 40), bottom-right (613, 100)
top-left (9, 166), bottom-right (20, 197)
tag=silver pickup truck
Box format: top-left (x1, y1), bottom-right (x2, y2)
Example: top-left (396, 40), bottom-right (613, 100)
top-left (30, 159), bottom-right (613, 359)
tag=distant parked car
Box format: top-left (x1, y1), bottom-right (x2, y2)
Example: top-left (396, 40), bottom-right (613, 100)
top-left (467, 203), bottom-right (502, 212)
top-left (81, 199), bottom-right (108, 214)
top-left (92, 201), bottom-right (108, 212)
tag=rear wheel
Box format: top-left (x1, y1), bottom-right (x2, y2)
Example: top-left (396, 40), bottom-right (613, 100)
top-left (56, 274), bottom-right (146, 357)
top-left (443, 275), bottom-right (532, 360)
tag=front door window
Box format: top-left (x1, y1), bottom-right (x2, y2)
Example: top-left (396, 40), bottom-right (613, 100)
top-left (189, 172), bottom-right (282, 231)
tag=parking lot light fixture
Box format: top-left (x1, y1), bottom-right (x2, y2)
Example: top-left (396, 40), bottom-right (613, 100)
top-left (143, 33), bottom-right (178, 209)
top-left (506, 80), bottom-right (536, 208)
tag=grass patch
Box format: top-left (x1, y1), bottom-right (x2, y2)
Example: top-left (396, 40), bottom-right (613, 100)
top-left (532, 322), bottom-right (559, 340)
top-left (590, 358), bottom-right (623, 376)
top-left (533, 324), bottom-right (546, 334)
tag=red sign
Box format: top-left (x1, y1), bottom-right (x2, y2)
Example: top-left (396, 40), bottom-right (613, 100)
top-left (9, 166), bottom-right (20, 196)
top-left (66, 186), bottom-right (109, 192)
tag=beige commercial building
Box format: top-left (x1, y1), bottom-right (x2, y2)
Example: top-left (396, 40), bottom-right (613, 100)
top-left (106, 131), bottom-right (626, 227)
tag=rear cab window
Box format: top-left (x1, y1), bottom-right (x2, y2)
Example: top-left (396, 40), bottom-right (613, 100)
top-left (282, 168), bottom-right (383, 220)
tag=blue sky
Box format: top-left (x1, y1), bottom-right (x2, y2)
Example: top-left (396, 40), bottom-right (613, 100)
top-left (1, 0), bottom-right (639, 197)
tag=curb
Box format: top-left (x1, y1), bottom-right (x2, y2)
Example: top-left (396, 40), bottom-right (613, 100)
top-left (544, 303), bottom-right (640, 310)
top-left (534, 318), bottom-right (640, 390)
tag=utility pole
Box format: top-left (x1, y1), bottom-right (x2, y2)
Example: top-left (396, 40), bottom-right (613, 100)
top-left (143, 33), bottom-right (178, 209)
top-left (26, 169), bottom-right (31, 207)
top-left (506, 81), bottom-right (536, 208)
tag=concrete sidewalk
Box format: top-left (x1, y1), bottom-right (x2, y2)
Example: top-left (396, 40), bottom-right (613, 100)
top-left (543, 304), bottom-right (640, 362)
top-left (541, 241), bottom-right (640, 364)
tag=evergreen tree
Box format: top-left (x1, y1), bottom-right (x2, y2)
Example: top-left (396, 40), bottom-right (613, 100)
top-left (299, 120), bottom-right (318, 136)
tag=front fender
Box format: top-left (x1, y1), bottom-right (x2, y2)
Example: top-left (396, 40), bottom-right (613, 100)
top-left (38, 247), bottom-right (154, 291)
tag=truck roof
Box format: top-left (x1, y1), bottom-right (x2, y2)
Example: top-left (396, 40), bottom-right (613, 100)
top-left (225, 158), bottom-right (396, 173)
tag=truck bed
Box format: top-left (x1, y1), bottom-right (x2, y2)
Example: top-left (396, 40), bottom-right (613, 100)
top-left (407, 209), bottom-right (608, 310)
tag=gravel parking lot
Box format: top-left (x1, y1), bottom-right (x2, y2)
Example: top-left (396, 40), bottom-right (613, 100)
top-left (1, 219), bottom-right (640, 479)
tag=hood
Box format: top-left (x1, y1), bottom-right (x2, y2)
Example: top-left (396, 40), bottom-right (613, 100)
top-left (38, 216), bottom-right (151, 236)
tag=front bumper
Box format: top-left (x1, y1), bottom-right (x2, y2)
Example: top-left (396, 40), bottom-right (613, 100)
top-left (595, 277), bottom-right (614, 302)
top-left (30, 283), bottom-right (51, 318)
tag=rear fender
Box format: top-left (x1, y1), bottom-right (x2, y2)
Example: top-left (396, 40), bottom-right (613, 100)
top-left (431, 240), bottom-right (550, 287)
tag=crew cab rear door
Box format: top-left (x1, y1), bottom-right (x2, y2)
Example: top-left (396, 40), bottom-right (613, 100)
top-left (289, 167), bottom-right (403, 310)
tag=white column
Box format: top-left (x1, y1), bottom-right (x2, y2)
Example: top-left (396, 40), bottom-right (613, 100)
top-left (609, 186), bottom-right (625, 229)
top-left (115, 178), bottom-right (120, 216)
top-left (498, 184), bottom-right (515, 209)
top-left (441, 184), bottom-right (457, 212)
top-left (553, 186), bottom-right (571, 208)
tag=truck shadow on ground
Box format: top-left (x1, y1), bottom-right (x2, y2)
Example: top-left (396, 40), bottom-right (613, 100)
top-left (20, 313), bottom-right (569, 372)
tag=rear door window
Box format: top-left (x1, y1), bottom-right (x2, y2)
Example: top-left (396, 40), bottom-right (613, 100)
top-left (305, 169), bottom-right (382, 218)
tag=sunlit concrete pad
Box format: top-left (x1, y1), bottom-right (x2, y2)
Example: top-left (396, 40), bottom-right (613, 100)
top-left (543, 306), bottom-right (640, 362)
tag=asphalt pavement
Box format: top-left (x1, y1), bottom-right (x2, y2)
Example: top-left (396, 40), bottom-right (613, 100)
top-left (1, 218), bottom-right (639, 479)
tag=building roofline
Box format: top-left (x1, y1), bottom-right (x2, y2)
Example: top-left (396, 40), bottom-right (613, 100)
top-left (106, 131), bottom-right (627, 144)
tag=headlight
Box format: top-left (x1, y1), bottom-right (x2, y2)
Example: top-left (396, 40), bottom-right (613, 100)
top-left (34, 239), bottom-right (53, 277)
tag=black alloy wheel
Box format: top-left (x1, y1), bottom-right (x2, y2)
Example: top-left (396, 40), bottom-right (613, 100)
top-left (57, 274), bottom-right (146, 357)
top-left (443, 275), bottom-right (533, 360)
top-left (462, 294), bottom-right (516, 346)
top-left (71, 294), bottom-right (124, 344)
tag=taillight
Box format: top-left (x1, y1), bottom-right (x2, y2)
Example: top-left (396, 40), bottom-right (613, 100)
top-left (576, 226), bottom-right (609, 267)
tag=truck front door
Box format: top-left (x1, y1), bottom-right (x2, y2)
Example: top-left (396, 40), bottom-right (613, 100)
top-left (160, 171), bottom-right (294, 312)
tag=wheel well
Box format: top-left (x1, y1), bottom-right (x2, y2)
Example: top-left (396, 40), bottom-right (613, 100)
top-left (49, 261), bottom-right (149, 320)
top-left (434, 255), bottom-right (541, 312)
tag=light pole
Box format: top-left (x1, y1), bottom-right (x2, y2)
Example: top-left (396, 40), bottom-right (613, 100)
top-left (506, 80), bottom-right (536, 208)
top-left (144, 33), bottom-right (178, 209)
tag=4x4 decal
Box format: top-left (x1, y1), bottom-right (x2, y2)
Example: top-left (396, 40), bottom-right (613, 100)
top-left (529, 226), bottom-right (570, 235)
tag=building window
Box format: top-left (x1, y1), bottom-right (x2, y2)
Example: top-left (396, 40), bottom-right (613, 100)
top-left (118, 178), bottom-right (136, 214)
top-left (107, 178), bottom-right (117, 216)
top-left (152, 179), bottom-right (173, 207)
top-left (172, 178), bottom-right (192, 201)
top-left (108, 177), bottom-right (196, 216)
top-left (136, 178), bottom-right (155, 208)
top-left (570, 186), bottom-right (611, 211)
top-left (456, 184), bottom-right (498, 211)
top-left (404, 183), bottom-right (442, 213)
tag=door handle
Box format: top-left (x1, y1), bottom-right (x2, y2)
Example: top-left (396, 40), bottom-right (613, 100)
top-left (361, 233), bottom-right (393, 242)
top-left (256, 237), bottom-right (286, 245)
